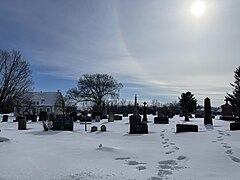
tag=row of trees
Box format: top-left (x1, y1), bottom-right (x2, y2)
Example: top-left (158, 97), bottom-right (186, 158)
top-left (1, 50), bottom-right (239, 118)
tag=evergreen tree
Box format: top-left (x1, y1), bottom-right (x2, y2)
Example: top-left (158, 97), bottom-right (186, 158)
top-left (179, 91), bottom-right (197, 121)
top-left (226, 66), bottom-right (240, 113)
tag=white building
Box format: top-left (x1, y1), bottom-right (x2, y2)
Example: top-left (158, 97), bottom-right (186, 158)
top-left (14, 90), bottom-right (64, 116)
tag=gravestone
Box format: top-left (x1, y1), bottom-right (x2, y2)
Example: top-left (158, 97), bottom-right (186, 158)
top-left (154, 111), bottom-right (169, 124)
top-left (230, 122), bottom-right (240, 131)
top-left (26, 115), bottom-right (37, 122)
top-left (195, 109), bottom-right (204, 118)
top-left (129, 123), bottom-right (148, 134)
top-left (123, 112), bottom-right (128, 117)
top-left (114, 115), bottom-right (122, 120)
top-left (100, 125), bottom-right (107, 132)
top-left (53, 115), bottom-right (73, 131)
top-left (69, 112), bottom-right (78, 122)
top-left (220, 101), bottom-right (234, 120)
top-left (176, 124), bottom-right (198, 133)
top-left (95, 116), bottom-right (101, 122)
top-left (91, 112), bottom-right (102, 120)
top-left (129, 114), bottom-right (141, 123)
top-left (18, 116), bottom-right (27, 130)
top-left (91, 126), bottom-right (98, 132)
top-left (2, 115), bottom-right (8, 122)
top-left (168, 112), bottom-right (174, 118)
top-left (79, 115), bottom-right (92, 124)
top-left (102, 104), bottom-right (108, 119)
top-left (129, 95), bottom-right (148, 134)
top-left (39, 111), bottom-right (47, 121)
top-left (142, 102), bottom-right (148, 122)
top-left (108, 112), bottom-right (114, 122)
top-left (204, 97), bottom-right (213, 125)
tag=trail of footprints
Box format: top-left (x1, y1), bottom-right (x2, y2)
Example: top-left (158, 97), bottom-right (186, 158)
top-left (115, 129), bottom-right (188, 179)
top-left (212, 130), bottom-right (240, 163)
top-left (160, 129), bottom-right (180, 155)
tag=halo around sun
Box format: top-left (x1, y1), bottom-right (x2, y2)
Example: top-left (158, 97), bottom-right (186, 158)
top-left (191, 1), bottom-right (206, 17)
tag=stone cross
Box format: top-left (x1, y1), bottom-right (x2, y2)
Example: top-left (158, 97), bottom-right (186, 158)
top-left (142, 101), bottom-right (147, 122)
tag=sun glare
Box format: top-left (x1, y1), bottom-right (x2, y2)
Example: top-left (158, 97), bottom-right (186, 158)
top-left (191, 1), bottom-right (206, 17)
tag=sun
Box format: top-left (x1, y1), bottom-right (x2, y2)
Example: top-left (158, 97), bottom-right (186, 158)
top-left (191, 1), bottom-right (206, 17)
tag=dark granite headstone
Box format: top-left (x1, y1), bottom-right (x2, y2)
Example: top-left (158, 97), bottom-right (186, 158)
top-left (108, 112), bottom-right (114, 122)
top-left (91, 126), bottom-right (98, 132)
top-left (220, 101), bottom-right (234, 120)
top-left (129, 115), bottom-right (141, 124)
top-left (39, 111), bottom-right (47, 121)
top-left (230, 122), bottom-right (240, 131)
top-left (79, 115), bottom-right (92, 124)
top-left (69, 112), bottom-right (78, 122)
top-left (123, 112), bottom-right (128, 117)
top-left (18, 116), bottom-right (27, 130)
top-left (114, 115), bottom-right (122, 120)
top-left (53, 115), bottom-right (73, 131)
top-left (154, 111), bottom-right (169, 124)
top-left (100, 125), bottom-right (107, 132)
top-left (130, 122), bottom-right (148, 134)
top-left (95, 116), bottom-right (101, 122)
top-left (154, 116), bottom-right (169, 124)
top-left (91, 112), bottom-right (102, 120)
top-left (204, 97), bottom-right (213, 125)
top-left (2, 115), bottom-right (8, 122)
top-left (168, 112), bottom-right (174, 118)
top-left (176, 124), bottom-right (198, 133)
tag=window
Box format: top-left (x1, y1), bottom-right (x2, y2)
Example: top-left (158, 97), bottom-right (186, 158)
top-left (37, 101), bottom-right (39, 105)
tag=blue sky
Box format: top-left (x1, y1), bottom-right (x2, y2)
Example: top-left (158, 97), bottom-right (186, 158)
top-left (0, 0), bottom-right (240, 106)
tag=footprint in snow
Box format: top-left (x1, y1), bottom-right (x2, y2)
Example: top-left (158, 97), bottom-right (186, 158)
top-left (115, 157), bottom-right (131, 160)
top-left (165, 151), bottom-right (175, 155)
top-left (136, 166), bottom-right (147, 171)
top-left (223, 145), bottom-right (231, 149)
top-left (229, 156), bottom-right (240, 163)
top-left (225, 149), bottom-right (233, 155)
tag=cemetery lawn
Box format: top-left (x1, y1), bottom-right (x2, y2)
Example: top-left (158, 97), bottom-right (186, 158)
top-left (0, 115), bottom-right (240, 180)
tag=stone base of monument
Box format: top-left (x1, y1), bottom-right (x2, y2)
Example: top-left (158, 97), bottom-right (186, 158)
top-left (176, 124), bottom-right (198, 133)
top-left (129, 122), bottom-right (148, 134)
top-left (220, 116), bottom-right (235, 121)
top-left (129, 115), bottom-right (141, 124)
top-left (114, 115), bottom-right (123, 120)
top-left (230, 122), bottom-right (240, 131)
top-left (154, 117), bottom-right (169, 124)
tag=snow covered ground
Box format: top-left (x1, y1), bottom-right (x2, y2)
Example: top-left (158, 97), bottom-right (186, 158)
top-left (0, 115), bottom-right (240, 180)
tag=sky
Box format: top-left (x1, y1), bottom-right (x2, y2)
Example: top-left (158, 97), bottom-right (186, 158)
top-left (0, 0), bottom-right (240, 107)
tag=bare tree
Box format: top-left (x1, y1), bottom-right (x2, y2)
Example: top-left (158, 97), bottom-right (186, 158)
top-left (0, 50), bottom-right (33, 113)
top-left (66, 74), bottom-right (123, 110)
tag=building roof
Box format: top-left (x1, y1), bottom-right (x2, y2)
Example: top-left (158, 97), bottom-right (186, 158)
top-left (28, 91), bottom-right (61, 106)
